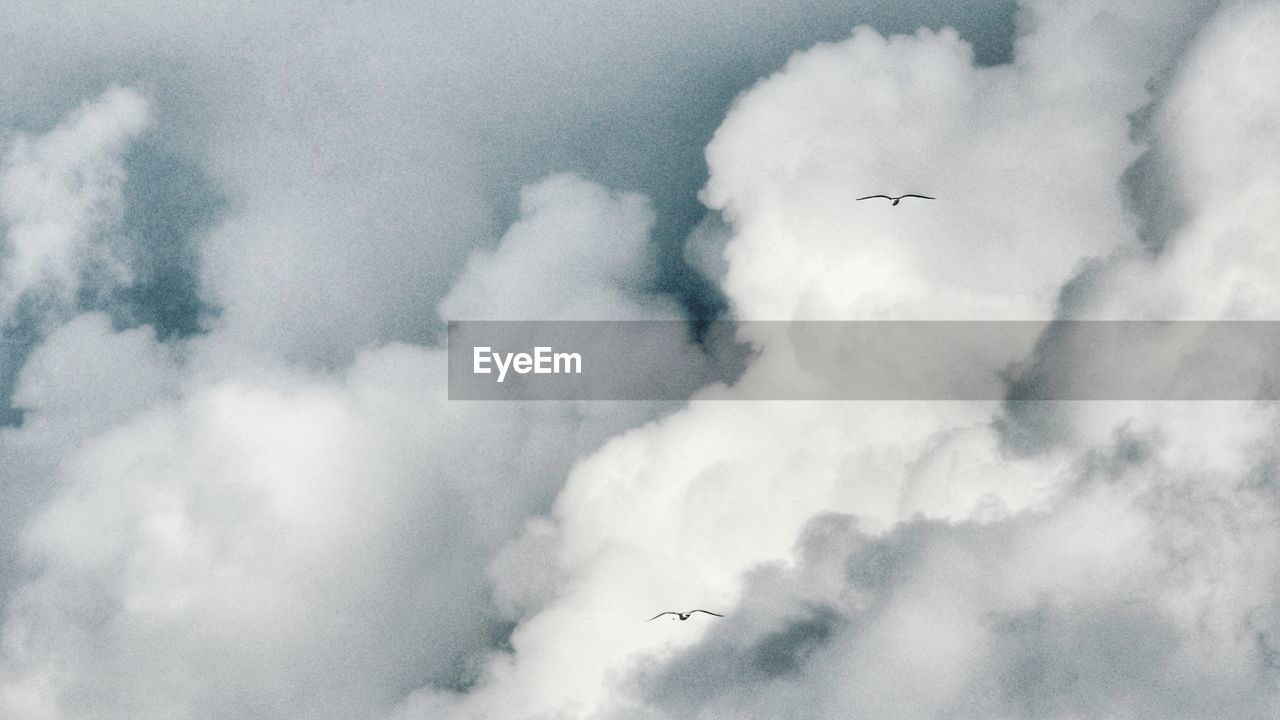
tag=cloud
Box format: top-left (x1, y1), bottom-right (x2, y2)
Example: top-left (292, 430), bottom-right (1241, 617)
top-left (700, 0), bottom-right (1207, 324)
top-left (1000, 0), bottom-right (1280, 453)
top-left (1060, 0), bottom-right (1280, 322)
top-left (439, 174), bottom-right (675, 322)
top-left (0, 86), bottom-right (151, 325)
top-left (642, 468), bottom-right (1280, 719)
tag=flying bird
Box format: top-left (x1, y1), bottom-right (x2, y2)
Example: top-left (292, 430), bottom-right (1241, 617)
top-left (856, 194), bottom-right (935, 206)
top-left (648, 609), bottom-right (724, 622)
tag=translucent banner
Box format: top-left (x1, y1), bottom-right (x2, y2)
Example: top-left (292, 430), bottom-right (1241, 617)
top-left (447, 320), bottom-right (1280, 401)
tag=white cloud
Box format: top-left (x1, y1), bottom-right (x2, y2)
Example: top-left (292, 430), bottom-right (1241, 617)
top-left (439, 174), bottom-right (674, 321)
top-left (0, 86), bottom-right (151, 324)
top-left (1062, 0), bottom-right (1280, 321)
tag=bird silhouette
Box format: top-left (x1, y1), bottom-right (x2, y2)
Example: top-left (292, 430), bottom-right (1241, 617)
top-left (856, 194), bottom-right (935, 206)
top-left (648, 609), bottom-right (724, 622)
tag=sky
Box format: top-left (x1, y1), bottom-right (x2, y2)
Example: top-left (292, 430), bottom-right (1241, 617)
top-left (1, 1), bottom-right (1279, 718)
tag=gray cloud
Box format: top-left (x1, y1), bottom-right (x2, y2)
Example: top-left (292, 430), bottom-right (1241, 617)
top-left (641, 438), bottom-right (1280, 718)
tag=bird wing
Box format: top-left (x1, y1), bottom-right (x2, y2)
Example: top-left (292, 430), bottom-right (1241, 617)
top-left (690, 610), bottom-right (724, 617)
top-left (899, 194), bottom-right (935, 200)
top-left (648, 612), bottom-right (678, 621)
top-left (856, 195), bottom-right (892, 201)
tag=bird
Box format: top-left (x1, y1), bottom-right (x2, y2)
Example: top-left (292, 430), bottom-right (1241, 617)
top-left (856, 194), bottom-right (935, 206)
top-left (648, 609), bottom-right (724, 622)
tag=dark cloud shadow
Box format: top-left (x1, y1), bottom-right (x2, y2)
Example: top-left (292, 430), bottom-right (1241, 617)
top-left (110, 140), bottom-right (225, 339)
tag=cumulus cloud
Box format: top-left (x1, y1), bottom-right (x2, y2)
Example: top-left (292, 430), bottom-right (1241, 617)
top-left (1054, 0), bottom-right (1280, 322)
top-left (439, 174), bottom-right (676, 322)
top-left (643, 476), bottom-right (1280, 720)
